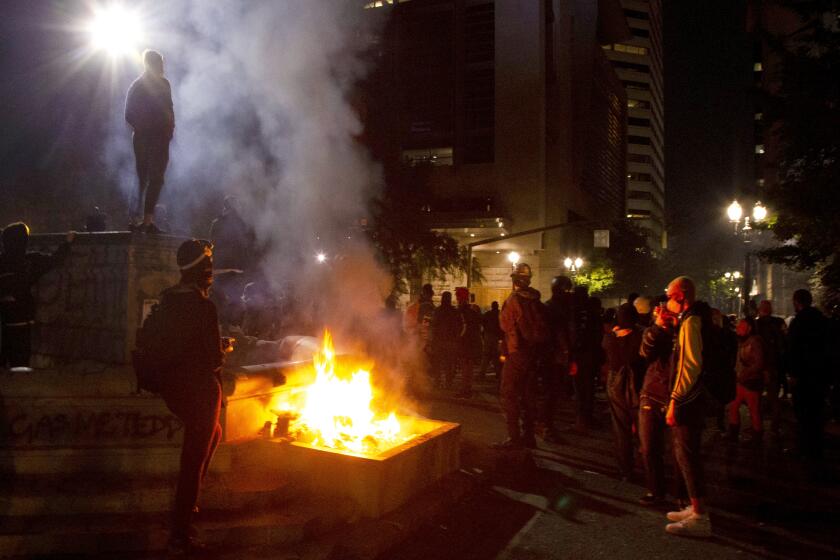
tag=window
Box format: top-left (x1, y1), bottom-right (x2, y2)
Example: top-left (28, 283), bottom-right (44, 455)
top-left (628, 172), bottom-right (653, 182)
top-left (753, 62), bottom-right (763, 72)
top-left (613, 43), bottom-right (648, 56)
top-left (628, 135), bottom-right (652, 146)
top-left (754, 112), bottom-right (763, 120)
top-left (756, 178), bottom-right (765, 187)
top-left (402, 147), bottom-right (453, 166)
top-left (624, 9), bottom-right (649, 20)
top-left (633, 28), bottom-right (650, 39)
top-left (628, 116), bottom-right (651, 127)
top-left (627, 99), bottom-right (651, 110)
top-left (613, 60), bottom-right (650, 73)
top-left (627, 209), bottom-right (652, 218)
top-left (628, 190), bottom-right (654, 200)
top-left (628, 153), bottom-right (653, 164)
top-left (755, 144), bottom-right (765, 154)
top-left (623, 79), bottom-right (649, 90)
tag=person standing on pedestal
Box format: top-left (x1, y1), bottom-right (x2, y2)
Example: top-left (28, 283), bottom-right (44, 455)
top-left (125, 49), bottom-right (175, 234)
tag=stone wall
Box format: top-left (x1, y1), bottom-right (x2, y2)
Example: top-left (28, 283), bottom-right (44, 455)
top-left (28, 232), bottom-right (183, 369)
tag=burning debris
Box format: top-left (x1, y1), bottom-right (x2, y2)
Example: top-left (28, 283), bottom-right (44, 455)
top-left (264, 330), bottom-right (415, 455)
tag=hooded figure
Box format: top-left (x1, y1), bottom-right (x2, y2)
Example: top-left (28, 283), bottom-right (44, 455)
top-left (0, 223), bottom-right (73, 368)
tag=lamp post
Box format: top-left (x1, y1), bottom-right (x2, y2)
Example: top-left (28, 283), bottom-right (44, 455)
top-left (564, 256), bottom-right (583, 277)
top-left (726, 200), bottom-right (767, 315)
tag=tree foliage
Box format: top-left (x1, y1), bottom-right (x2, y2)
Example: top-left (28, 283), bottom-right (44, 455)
top-left (758, 1), bottom-right (840, 308)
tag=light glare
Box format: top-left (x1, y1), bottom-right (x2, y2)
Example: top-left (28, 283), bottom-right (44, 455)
top-left (89, 5), bottom-right (143, 57)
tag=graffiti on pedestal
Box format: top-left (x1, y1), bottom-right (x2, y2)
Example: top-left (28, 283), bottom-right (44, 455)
top-left (0, 409), bottom-right (183, 446)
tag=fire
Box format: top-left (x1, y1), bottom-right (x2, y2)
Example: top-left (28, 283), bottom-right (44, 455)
top-left (271, 330), bottom-right (410, 454)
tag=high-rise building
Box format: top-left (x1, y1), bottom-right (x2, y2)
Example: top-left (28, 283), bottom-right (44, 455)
top-left (363, 0), bottom-right (630, 303)
top-left (602, 0), bottom-right (666, 249)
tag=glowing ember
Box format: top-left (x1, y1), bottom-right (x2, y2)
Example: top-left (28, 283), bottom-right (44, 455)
top-left (271, 330), bottom-right (412, 454)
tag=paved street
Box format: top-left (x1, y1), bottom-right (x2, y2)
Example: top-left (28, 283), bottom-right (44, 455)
top-left (380, 377), bottom-right (840, 560)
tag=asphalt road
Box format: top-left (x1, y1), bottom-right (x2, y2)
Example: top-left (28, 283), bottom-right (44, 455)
top-left (380, 378), bottom-right (840, 560)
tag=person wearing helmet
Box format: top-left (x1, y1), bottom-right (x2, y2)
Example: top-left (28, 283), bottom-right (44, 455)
top-left (493, 262), bottom-right (548, 449)
top-left (0, 222), bottom-right (74, 369)
top-left (158, 239), bottom-right (230, 553)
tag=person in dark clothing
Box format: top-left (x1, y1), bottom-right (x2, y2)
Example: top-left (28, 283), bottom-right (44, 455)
top-left (0, 223), bottom-right (74, 368)
top-left (787, 289), bottom-right (830, 460)
top-left (455, 287), bottom-right (482, 398)
top-left (638, 302), bottom-right (677, 506)
top-left (480, 301), bottom-right (503, 380)
top-left (125, 49), bottom-right (175, 234)
top-left (571, 288), bottom-right (602, 430)
top-left (540, 275), bottom-right (573, 442)
top-left (209, 196), bottom-right (256, 272)
top-left (755, 300), bottom-right (787, 435)
top-left (430, 291), bottom-right (462, 388)
top-left (603, 303), bottom-right (645, 478)
top-left (494, 263), bottom-right (544, 449)
top-left (159, 239), bottom-right (228, 553)
top-left (726, 317), bottom-right (766, 444)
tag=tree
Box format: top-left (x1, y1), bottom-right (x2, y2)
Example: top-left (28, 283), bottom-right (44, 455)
top-left (758, 1), bottom-right (840, 308)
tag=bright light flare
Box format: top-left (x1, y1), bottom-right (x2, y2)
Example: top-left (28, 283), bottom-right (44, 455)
top-left (316, 252), bottom-right (327, 263)
top-left (752, 201), bottom-right (767, 222)
top-left (507, 251), bottom-right (520, 265)
top-left (88, 4), bottom-right (143, 57)
top-left (727, 200), bottom-right (743, 223)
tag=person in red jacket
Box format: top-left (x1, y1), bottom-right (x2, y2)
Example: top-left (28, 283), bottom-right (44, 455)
top-left (725, 317), bottom-right (766, 444)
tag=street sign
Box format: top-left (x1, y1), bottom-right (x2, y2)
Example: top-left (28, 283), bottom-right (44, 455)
top-left (594, 229), bottom-right (610, 248)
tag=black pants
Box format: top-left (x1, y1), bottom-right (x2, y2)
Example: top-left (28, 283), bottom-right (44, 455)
top-left (162, 378), bottom-right (222, 536)
top-left (606, 371), bottom-right (637, 476)
top-left (0, 324), bottom-right (31, 368)
top-left (133, 131), bottom-right (170, 216)
top-left (794, 385), bottom-right (826, 459)
top-left (574, 358), bottom-right (596, 427)
top-left (539, 361), bottom-right (565, 433)
top-left (671, 399), bottom-right (705, 500)
top-left (500, 351), bottom-right (537, 441)
top-left (639, 398), bottom-right (667, 498)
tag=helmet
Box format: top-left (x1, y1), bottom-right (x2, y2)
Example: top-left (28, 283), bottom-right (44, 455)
top-left (510, 263), bottom-right (532, 278)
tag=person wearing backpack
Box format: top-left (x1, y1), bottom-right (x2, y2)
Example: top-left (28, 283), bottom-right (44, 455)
top-left (725, 317), bottom-right (766, 445)
top-left (603, 303), bottom-right (645, 479)
top-left (663, 276), bottom-right (711, 537)
top-left (157, 239), bottom-right (229, 554)
top-left (493, 262), bottom-right (547, 450)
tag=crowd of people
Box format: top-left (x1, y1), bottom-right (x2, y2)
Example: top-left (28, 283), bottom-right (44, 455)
top-left (401, 264), bottom-right (839, 538)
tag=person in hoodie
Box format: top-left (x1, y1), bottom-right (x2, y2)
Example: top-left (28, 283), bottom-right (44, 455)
top-left (158, 239), bottom-right (229, 553)
top-left (725, 317), bottom-right (766, 444)
top-left (603, 303), bottom-right (645, 479)
top-left (0, 223), bottom-right (74, 369)
top-left (638, 299), bottom-right (677, 506)
top-left (430, 291), bottom-right (462, 389)
top-left (493, 263), bottom-right (545, 449)
top-left (125, 49), bottom-right (175, 234)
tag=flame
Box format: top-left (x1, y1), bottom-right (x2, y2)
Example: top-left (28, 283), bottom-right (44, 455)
top-left (271, 330), bottom-right (409, 454)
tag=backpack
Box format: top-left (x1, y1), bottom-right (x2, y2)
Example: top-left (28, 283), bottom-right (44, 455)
top-left (132, 301), bottom-right (176, 393)
top-left (698, 306), bottom-right (737, 404)
top-left (517, 295), bottom-right (550, 345)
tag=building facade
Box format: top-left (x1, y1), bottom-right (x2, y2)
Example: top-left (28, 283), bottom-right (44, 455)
top-left (602, 0), bottom-right (666, 249)
top-left (364, 0), bottom-right (630, 305)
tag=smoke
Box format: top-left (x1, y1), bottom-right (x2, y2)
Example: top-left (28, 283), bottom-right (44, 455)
top-left (108, 1), bottom-right (422, 396)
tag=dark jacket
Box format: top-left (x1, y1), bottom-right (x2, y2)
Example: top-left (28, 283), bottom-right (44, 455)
top-left (458, 303), bottom-right (483, 360)
top-left (482, 308), bottom-right (502, 340)
top-left (125, 73), bottom-right (175, 136)
top-left (755, 315), bottom-right (786, 372)
top-left (640, 324), bottom-right (674, 405)
top-left (159, 284), bottom-right (224, 386)
top-left (788, 305), bottom-right (830, 389)
top-left (430, 304), bottom-right (462, 353)
top-left (603, 326), bottom-right (645, 406)
top-left (545, 293), bottom-right (573, 366)
top-left (0, 243), bottom-right (70, 325)
top-left (209, 209), bottom-right (256, 271)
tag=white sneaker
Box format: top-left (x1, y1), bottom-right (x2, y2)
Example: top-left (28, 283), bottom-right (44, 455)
top-left (666, 513), bottom-right (712, 537)
top-left (666, 505), bottom-right (694, 522)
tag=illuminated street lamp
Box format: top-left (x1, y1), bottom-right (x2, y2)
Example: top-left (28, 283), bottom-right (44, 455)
top-left (726, 199), bottom-right (769, 314)
top-left (563, 257), bottom-right (583, 275)
top-left (316, 252), bottom-right (327, 264)
top-left (507, 251), bottom-right (520, 267)
top-left (752, 201), bottom-right (767, 222)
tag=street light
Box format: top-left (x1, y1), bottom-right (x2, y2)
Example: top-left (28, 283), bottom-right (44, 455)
top-left (752, 201), bottom-right (767, 222)
top-left (507, 251), bottom-right (520, 266)
top-left (316, 252), bottom-right (327, 264)
top-left (727, 200), bottom-right (743, 223)
top-left (87, 4), bottom-right (144, 58)
top-left (564, 256), bottom-right (583, 275)
top-left (726, 199), bottom-right (769, 315)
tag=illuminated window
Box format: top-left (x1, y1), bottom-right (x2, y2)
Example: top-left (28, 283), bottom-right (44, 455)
top-left (613, 43), bottom-right (648, 56)
top-left (627, 99), bottom-right (651, 109)
top-left (402, 147), bottom-right (453, 166)
top-left (756, 178), bottom-right (765, 186)
top-left (753, 62), bottom-right (763, 72)
top-left (755, 144), bottom-right (765, 154)
top-left (627, 209), bottom-right (651, 218)
top-left (628, 172), bottom-right (653, 182)
top-left (754, 112), bottom-right (763, 120)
